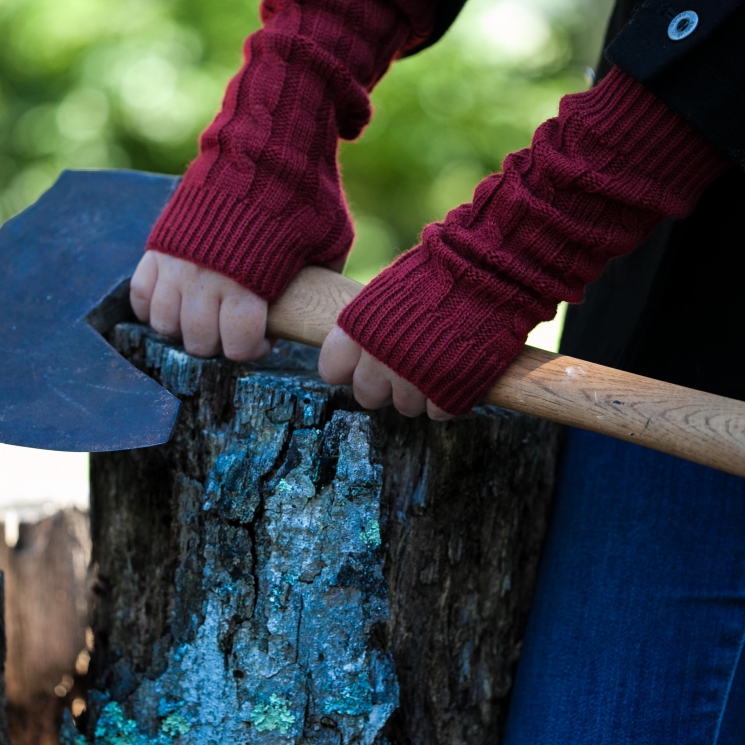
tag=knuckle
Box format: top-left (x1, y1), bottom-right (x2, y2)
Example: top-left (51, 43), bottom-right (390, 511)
top-left (392, 385), bottom-right (425, 418)
top-left (183, 340), bottom-right (214, 358)
top-left (318, 358), bottom-right (345, 384)
top-left (151, 320), bottom-right (178, 338)
top-left (393, 394), bottom-right (424, 418)
top-left (354, 393), bottom-right (377, 410)
top-left (248, 344), bottom-right (272, 362)
top-left (225, 340), bottom-right (265, 362)
top-left (183, 316), bottom-right (210, 339)
top-left (354, 385), bottom-right (387, 410)
top-left (129, 281), bottom-right (151, 304)
top-left (223, 345), bottom-right (251, 362)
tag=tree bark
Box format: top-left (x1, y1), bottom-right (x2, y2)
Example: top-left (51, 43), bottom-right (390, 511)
top-left (75, 324), bottom-right (560, 744)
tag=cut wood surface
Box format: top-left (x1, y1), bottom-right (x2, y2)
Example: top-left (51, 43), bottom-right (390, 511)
top-left (75, 325), bottom-right (561, 744)
top-left (268, 267), bottom-right (745, 477)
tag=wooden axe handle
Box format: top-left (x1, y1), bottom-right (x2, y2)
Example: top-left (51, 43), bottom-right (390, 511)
top-left (268, 266), bottom-right (745, 478)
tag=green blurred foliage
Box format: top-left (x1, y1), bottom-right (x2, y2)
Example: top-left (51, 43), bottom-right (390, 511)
top-left (0, 0), bottom-right (254, 216)
top-left (0, 0), bottom-right (611, 282)
top-left (343, 55), bottom-right (583, 281)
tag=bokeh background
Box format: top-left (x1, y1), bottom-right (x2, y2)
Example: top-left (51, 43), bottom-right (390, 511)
top-left (0, 0), bottom-right (613, 281)
top-left (0, 0), bottom-right (614, 527)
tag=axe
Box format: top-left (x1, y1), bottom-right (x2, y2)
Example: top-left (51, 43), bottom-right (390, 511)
top-left (1, 170), bottom-right (743, 478)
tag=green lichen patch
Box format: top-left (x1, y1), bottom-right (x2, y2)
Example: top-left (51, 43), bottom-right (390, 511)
top-left (249, 694), bottom-right (296, 734)
top-left (94, 702), bottom-right (147, 745)
top-left (276, 478), bottom-right (293, 493)
top-left (160, 714), bottom-right (191, 737)
top-left (359, 519), bottom-right (381, 548)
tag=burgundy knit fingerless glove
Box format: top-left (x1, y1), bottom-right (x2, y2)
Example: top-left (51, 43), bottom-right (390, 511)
top-left (338, 67), bottom-right (731, 415)
top-left (146, 0), bottom-right (433, 301)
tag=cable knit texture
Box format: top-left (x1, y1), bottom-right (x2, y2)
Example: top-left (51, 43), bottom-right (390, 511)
top-left (338, 67), bottom-right (730, 415)
top-left (146, 0), bottom-right (434, 301)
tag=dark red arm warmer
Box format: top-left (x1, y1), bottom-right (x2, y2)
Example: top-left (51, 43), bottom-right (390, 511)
top-left (145, 0), bottom-right (433, 300)
top-left (146, 1), bottom-right (729, 416)
top-left (338, 67), bottom-right (730, 414)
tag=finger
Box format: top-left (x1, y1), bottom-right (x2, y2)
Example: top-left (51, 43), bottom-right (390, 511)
top-left (391, 378), bottom-right (427, 418)
top-left (318, 326), bottom-right (362, 385)
top-left (426, 399), bottom-right (456, 422)
top-left (353, 352), bottom-right (393, 410)
top-left (180, 287), bottom-right (222, 358)
top-left (149, 277), bottom-right (183, 339)
top-left (219, 292), bottom-right (272, 361)
top-left (129, 252), bottom-right (158, 323)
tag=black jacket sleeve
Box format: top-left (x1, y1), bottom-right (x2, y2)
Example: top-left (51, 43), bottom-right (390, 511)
top-left (411, 0), bottom-right (745, 165)
top-left (605, 0), bottom-right (745, 166)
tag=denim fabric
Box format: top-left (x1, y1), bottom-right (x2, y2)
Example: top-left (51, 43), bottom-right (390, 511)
top-left (504, 428), bottom-right (745, 744)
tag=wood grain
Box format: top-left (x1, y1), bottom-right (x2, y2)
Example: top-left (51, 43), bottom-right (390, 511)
top-left (486, 347), bottom-right (745, 477)
top-left (267, 266), bottom-right (363, 348)
top-left (268, 267), bottom-right (745, 478)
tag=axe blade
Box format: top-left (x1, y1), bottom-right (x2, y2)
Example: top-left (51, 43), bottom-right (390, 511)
top-left (0, 169), bottom-right (181, 452)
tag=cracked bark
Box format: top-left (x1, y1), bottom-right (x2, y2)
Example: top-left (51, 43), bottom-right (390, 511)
top-left (75, 325), bottom-right (560, 744)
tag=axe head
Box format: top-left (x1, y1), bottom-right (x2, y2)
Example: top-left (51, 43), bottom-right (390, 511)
top-left (0, 169), bottom-right (181, 452)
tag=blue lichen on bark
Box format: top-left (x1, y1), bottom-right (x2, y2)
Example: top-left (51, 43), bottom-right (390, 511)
top-left (82, 328), bottom-right (397, 743)
top-left (82, 326), bottom-right (560, 744)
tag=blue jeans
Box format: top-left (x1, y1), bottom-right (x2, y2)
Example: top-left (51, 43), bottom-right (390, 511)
top-left (504, 428), bottom-right (745, 744)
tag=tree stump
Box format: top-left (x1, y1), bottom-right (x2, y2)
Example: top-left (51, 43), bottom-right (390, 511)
top-left (74, 325), bottom-right (560, 744)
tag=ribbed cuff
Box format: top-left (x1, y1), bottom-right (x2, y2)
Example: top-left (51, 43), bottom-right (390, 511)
top-left (146, 182), bottom-right (354, 301)
top-left (338, 68), bottom-right (730, 416)
top-left (142, 0), bottom-right (435, 302)
top-left (338, 248), bottom-right (536, 416)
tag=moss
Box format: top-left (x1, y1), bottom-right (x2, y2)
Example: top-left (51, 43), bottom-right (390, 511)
top-left (160, 714), bottom-right (191, 737)
top-left (94, 702), bottom-right (147, 745)
top-left (359, 519), bottom-right (381, 548)
top-left (249, 695), bottom-right (296, 734)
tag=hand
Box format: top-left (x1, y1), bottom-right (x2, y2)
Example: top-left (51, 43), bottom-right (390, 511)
top-left (319, 326), bottom-right (455, 421)
top-left (129, 251), bottom-right (272, 361)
